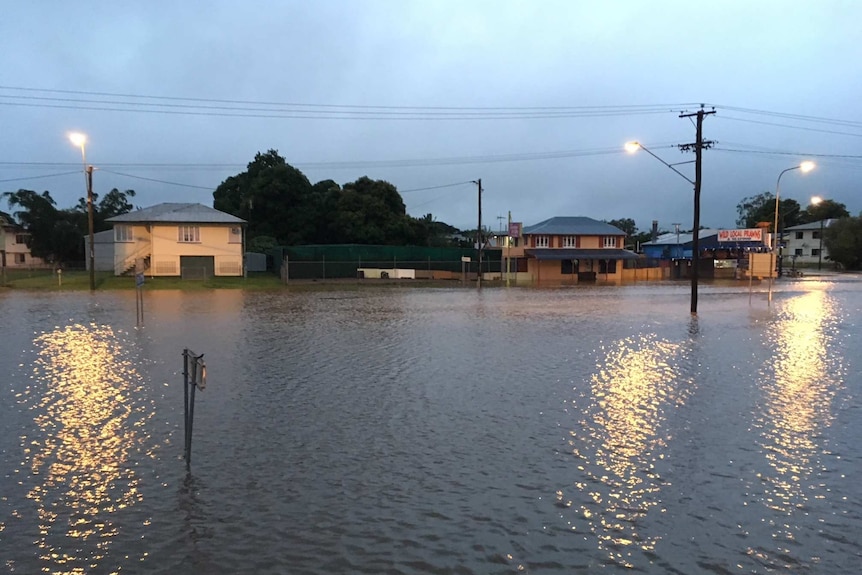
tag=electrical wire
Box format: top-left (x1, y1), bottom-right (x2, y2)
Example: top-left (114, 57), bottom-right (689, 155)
top-left (98, 169), bottom-right (214, 190)
top-left (0, 170), bottom-right (82, 184)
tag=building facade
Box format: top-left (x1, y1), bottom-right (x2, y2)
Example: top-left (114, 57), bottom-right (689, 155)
top-left (782, 219), bottom-right (833, 269)
top-left (504, 216), bottom-right (639, 282)
top-left (1, 213), bottom-right (47, 269)
top-left (106, 203), bottom-right (246, 277)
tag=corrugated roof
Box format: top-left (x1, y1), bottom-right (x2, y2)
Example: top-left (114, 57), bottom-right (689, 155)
top-left (522, 217), bottom-right (625, 236)
top-left (106, 203), bottom-right (245, 224)
top-left (641, 229), bottom-right (720, 246)
top-left (784, 219), bottom-right (835, 231)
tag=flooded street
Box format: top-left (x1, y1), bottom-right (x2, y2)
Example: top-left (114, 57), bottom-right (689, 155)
top-left (2, 279), bottom-right (861, 574)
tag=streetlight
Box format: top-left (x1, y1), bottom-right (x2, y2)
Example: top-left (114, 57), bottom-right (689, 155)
top-left (810, 195), bottom-right (825, 270)
top-left (625, 141), bottom-right (701, 314)
top-left (69, 132), bottom-right (95, 291)
top-left (770, 161), bottom-right (815, 302)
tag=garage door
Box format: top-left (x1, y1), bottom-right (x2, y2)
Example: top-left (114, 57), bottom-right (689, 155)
top-left (180, 256), bottom-right (215, 280)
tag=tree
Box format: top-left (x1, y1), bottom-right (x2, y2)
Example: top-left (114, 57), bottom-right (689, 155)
top-left (823, 216), bottom-right (862, 270)
top-left (801, 199), bottom-right (849, 223)
top-left (3, 189), bottom-right (85, 262)
top-left (606, 218), bottom-right (637, 237)
top-left (330, 176), bottom-right (411, 245)
top-left (213, 150), bottom-right (316, 245)
top-left (736, 192), bottom-right (803, 230)
top-left (74, 188), bottom-right (137, 231)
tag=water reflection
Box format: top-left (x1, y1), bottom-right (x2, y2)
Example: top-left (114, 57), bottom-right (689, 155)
top-left (22, 323), bottom-right (152, 574)
top-left (566, 334), bottom-right (691, 567)
top-left (755, 291), bottom-right (842, 516)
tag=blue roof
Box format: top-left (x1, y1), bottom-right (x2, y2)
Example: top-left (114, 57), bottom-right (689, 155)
top-left (522, 217), bottom-right (625, 236)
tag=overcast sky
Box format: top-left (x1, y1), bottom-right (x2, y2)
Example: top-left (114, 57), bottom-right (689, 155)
top-left (2, 0), bottom-right (860, 233)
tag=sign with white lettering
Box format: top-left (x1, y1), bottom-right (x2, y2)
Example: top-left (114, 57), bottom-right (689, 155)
top-left (718, 228), bottom-right (763, 242)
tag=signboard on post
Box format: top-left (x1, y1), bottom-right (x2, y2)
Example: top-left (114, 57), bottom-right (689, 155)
top-left (718, 228), bottom-right (763, 242)
top-left (508, 222), bottom-right (522, 238)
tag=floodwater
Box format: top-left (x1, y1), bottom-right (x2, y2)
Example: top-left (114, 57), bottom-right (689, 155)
top-left (1, 278), bottom-right (860, 574)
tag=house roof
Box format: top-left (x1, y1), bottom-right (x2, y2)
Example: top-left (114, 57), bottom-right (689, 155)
top-left (522, 217), bottom-right (626, 236)
top-left (106, 203), bottom-right (245, 225)
top-left (641, 229), bottom-right (721, 246)
top-left (525, 248), bottom-right (640, 261)
top-left (784, 219), bottom-right (835, 231)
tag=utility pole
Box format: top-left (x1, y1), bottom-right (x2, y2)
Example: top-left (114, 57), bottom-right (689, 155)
top-left (474, 179), bottom-right (482, 288)
top-left (86, 164), bottom-right (95, 291)
top-left (678, 106), bottom-right (715, 315)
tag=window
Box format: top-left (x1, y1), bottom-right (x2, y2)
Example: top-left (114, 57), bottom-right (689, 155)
top-left (795, 231), bottom-right (804, 239)
top-left (15, 234), bottom-right (27, 244)
top-left (794, 248), bottom-right (803, 256)
top-left (178, 225), bottom-right (201, 243)
top-left (228, 226), bottom-right (242, 243)
top-left (812, 248), bottom-right (821, 256)
top-left (599, 260), bottom-right (617, 274)
top-left (562, 235), bottom-right (577, 248)
top-left (561, 260), bottom-right (577, 274)
top-left (15, 253), bottom-right (25, 264)
top-left (114, 225), bottom-right (133, 242)
top-left (812, 230), bottom-right (821, 239)
top-left (603, 236), bottom-right (617, 248)
top-left (534, 235), bottom-right (549, 248)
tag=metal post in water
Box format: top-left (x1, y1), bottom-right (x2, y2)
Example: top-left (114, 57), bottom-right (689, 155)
top-left (182, 349), bottom-right (206, 469)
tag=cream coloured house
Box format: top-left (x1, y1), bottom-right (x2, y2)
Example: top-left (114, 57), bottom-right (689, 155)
top-left (1, 212), bottom-right (47, 269)
top-left (106, 203), bottom-right (246, 277)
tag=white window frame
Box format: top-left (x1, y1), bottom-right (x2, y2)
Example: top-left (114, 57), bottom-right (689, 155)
top-left (534, 235), bottom-right (550, 248)
top-left (114, 225), bottom-right (134, 242)
top-left (603, 236), bottom-right (617, 248)
top-left (178, 225), bottom-right (201, 243)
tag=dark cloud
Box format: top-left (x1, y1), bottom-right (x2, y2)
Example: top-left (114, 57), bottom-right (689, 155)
top-left (2, 0), bottom-right (860, 233)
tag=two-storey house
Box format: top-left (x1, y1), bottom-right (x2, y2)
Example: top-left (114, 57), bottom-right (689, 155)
top-left (782, 219), bottom-right (834, 269)
top-left (105, 203), bottom-right (246, 277)
top-left (506, 216), bottom-right (639, 282)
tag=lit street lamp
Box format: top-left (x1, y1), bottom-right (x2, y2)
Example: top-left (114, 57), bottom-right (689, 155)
top-left (770, 161), bottom-right (815, 302)
top-left (69, 132), bottom-right (95, 291)
top-left (626, 141), bottom-right (702, 314)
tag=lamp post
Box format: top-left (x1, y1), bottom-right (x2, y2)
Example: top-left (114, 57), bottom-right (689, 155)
top-left (809, 195), bottom-right (825, 270)
top-left (625, 141), bottom-right (700, 313)
top-left (69, 132), bottom-right (95, 291)
top-left (769, 161), bottom-right (814, 302)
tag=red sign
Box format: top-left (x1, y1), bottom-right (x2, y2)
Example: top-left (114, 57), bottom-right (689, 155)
top-left (508, 222), bottom-right (522, 238)
top-left (718, 228), bottom-right (763, 242)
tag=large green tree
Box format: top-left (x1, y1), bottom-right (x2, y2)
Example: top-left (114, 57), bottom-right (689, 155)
top-left (823, 216), bottom-right (862, 270)
top-left (213, 150), bottom-right (316, 245)
top-left (736, 192), bottom-right (804, 230)
top-left (800, 199), bottom-right (850, 223)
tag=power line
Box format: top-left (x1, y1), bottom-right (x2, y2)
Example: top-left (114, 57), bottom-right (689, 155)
top-left (716, 115), bottom-right (862, 138)
top-left (399, 181), bottom-right (475, 193)
top-left (0, 170), bottom-right (81, 184)
top-left (0, 85), bottom-right (699, 112)
top-left (98, 169), bottom-right (214, 190)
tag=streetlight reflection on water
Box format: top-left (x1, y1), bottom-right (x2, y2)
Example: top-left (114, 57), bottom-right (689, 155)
top-left (565, 334), bottom-right (691, 567)
top-left (23, 323), bottom-right (152, 574)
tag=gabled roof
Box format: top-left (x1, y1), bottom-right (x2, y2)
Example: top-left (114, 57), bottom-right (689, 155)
top-left (106, 203), bottom-right (245, 225)
top-left (522, 216), bottom-right (625, 236)
top-left (784, 219), bottom-right (835, 231)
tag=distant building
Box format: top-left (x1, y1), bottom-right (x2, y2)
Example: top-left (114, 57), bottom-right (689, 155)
top-left (782, 219), bottom-right (834, 268)
top-left (102, 203), bottom-right (246, 277)
top-left (504, 216), bottom-right (639, 282)
top-left (1, 212), bottom-right (47, 268)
